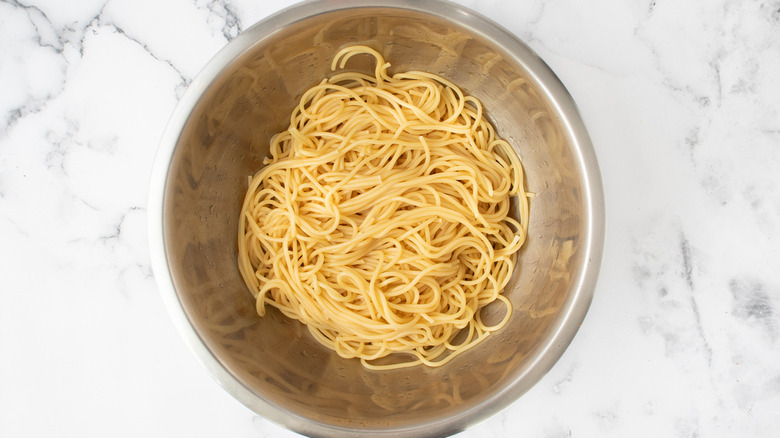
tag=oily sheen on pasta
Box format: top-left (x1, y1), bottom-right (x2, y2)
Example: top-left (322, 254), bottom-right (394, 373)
top-left (238, 45), bottom-right (529, 369)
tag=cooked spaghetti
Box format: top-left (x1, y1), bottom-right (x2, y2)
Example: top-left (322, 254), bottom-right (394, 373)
top-left (238, 45), bottom-right (529, 369)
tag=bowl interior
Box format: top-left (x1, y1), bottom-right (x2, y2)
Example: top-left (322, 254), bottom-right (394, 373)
top-left (162, 5), bottom-right (594, 435)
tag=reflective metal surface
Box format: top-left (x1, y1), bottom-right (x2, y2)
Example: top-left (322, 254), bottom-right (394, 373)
top-left (148, 1), bottom-right (605, 436)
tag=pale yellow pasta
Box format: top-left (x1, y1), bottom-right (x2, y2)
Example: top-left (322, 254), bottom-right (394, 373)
top-left (238, 45), bottom-right (529, 369)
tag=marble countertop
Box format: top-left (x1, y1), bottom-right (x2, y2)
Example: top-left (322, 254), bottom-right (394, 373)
top-left (1, 0), bottom-right (778, 436)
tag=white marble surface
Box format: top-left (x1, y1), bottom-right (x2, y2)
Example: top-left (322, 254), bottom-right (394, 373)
top-left (1, 0), bottom-right (779, 436)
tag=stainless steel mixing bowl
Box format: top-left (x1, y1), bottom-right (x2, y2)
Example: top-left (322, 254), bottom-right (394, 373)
top-left (148, 1), bottom-right (604, 436)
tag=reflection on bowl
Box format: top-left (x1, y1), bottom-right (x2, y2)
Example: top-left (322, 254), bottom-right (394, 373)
top-left (148, 1), bottom-right (604, 437)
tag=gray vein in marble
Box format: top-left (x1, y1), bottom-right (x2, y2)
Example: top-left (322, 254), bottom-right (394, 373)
top-left (4, 87), bottom-right (67, 135)
top-left (1, 81), bottom-right (62, 134)
top-left (523, 0), bottom-right (548, 32)
top-left (74, 1), bottom-right (110, 57)
top-left (631, 23), bottom-right (718, 108)
top-left (0, 213), bottom-right (29, 237)
top-left (660, 77), bottom-right (714, 108)
top-left (98, 205), bottom-right (143, 244)
top-left (680, 234), bottom-right (714, 366)
top-left (684, 127), bottom-right (700, 160)
top-left (118, 262), bottom-right (155, 295)
top-left (110, 23), bottom-right (189, 88)
top-left (80, 6), bottom-right (192, 96)
top-left (729, 278), bottom-right (777, 341)
top-left (680, 236), bottom-right (695, 291)
top-left (2, 0), bottom-right (64, 53)
top-left (0, 0), bottom-right (96, 133)
top-left (708, 57), bottom-right (724, 106)
top-left (199, 0), bottom-right (243, 42)
top-left (552, 363), bottom-right (577, 394)
top-left (632, 229), bottom-right (719, 372)
top-left (486, 0), bottom-right (548, 57)
top-left (44, 119), bottom-right (79, 174)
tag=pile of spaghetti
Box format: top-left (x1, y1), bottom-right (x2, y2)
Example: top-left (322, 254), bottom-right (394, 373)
top-left (238, 45), bottom-right (529, 369)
